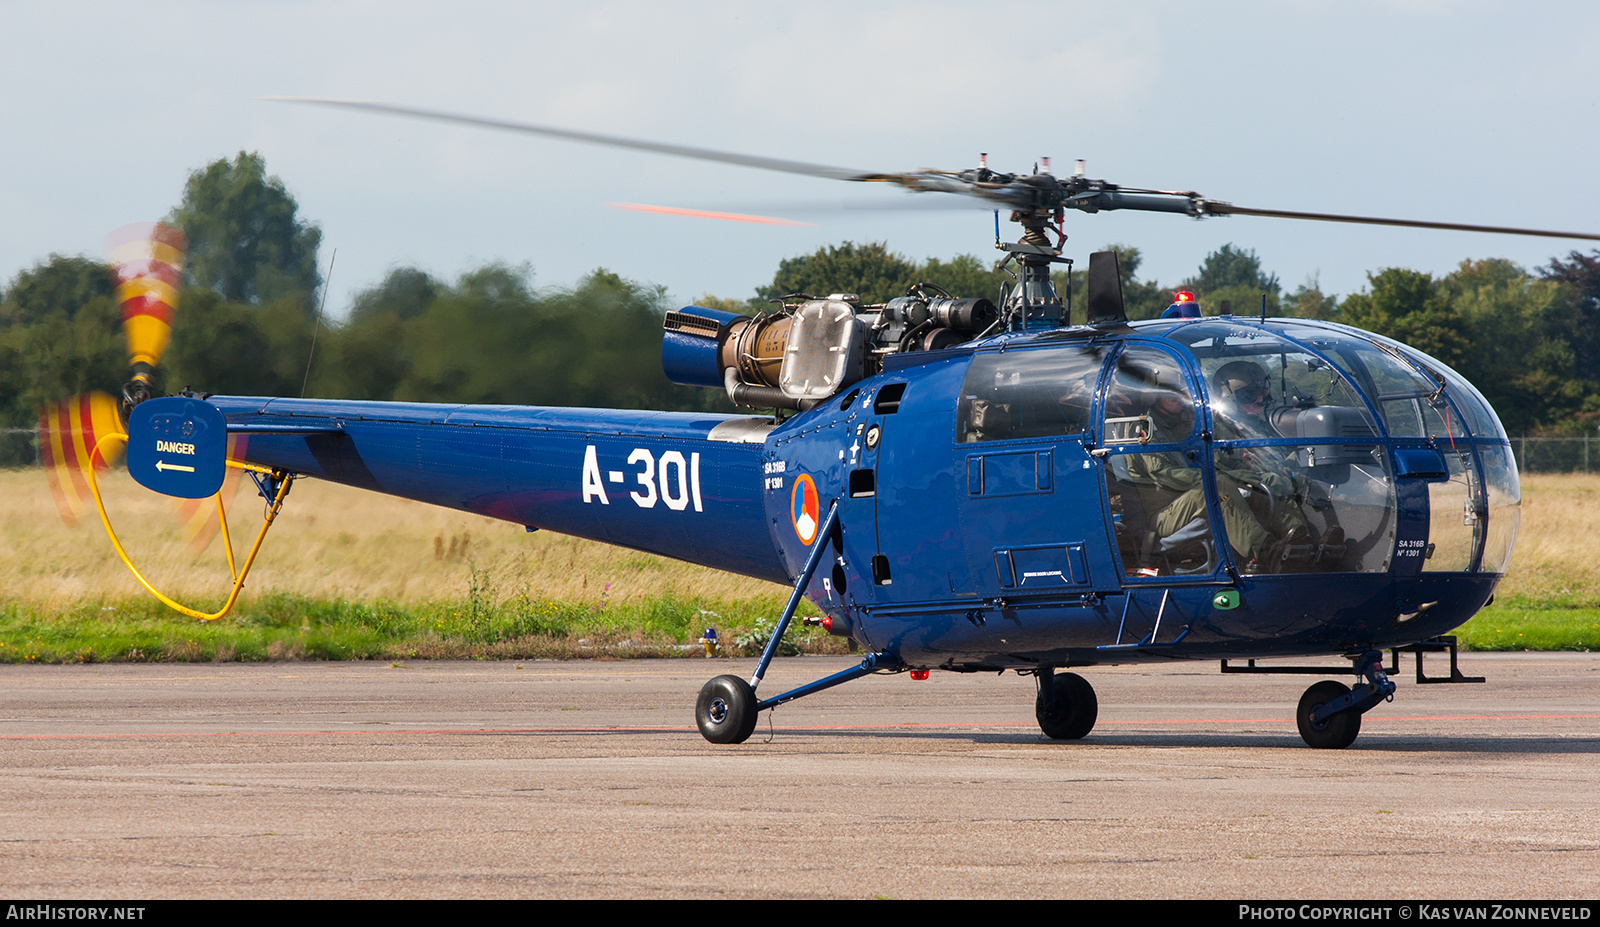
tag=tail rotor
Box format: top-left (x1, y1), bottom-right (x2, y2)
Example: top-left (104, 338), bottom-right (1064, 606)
top-left (37, 222), bottom-right (241, 537)
top-left (108, 222), bottom-right (187, 412)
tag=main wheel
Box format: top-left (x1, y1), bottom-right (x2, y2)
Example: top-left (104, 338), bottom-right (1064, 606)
top-left (1297, 680), bottom-right (1361, 749)
top-left (1035, 671), bottom-right (1098, 740)
top-left (696, 674), bottom-right (759, 744)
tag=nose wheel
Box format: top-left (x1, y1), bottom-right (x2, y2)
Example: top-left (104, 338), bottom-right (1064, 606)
top-left (1296, 680), bottom-right (1362, 749)
top-left (1035, 669), bottom-right (1098, 740)
top-left (1293, 651), bottom-right (1395, 749)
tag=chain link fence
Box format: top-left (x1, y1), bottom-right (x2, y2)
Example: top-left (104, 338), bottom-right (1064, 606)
top-left (1510, 436), bottom-right (1600, 474)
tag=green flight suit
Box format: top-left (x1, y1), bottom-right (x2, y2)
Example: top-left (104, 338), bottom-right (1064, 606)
top-left (1122, 402), bottom-right (1308, 563)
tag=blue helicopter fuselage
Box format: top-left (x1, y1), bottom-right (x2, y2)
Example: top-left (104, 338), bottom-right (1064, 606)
top-left (209, 316), bottom-right (1516, 670)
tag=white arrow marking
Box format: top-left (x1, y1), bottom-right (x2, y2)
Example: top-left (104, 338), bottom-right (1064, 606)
top-left (155, 460), bottom-right (195, 473)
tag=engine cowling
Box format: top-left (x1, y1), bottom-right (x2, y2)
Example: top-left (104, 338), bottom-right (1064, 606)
top-left (662, 292), bottom-right (996, 409)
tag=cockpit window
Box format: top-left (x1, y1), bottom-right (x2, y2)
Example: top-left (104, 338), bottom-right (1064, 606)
top-left (957, 344), bottom-right (1106, 442)
top-left (1377, 337), bottom-right (1508, 441)
top-left (1273, 323), bottom-right (1465, 439)
top-left (1155, 322), bottom-right (1395, 574)
top-left (1099, 343), bottom-right (1217, 579)
top-left (1139, 319), bottom-right (1514, 576)
top-left (1101, 343), bottom-right (1196, 445)
top-left (1163, 321), bottom-right (1378, 440)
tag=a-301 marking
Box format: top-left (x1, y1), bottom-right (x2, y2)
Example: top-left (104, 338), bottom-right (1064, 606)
top-left (581, 445), bottom-right (703, 511)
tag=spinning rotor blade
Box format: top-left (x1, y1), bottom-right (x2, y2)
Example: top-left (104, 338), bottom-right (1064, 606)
top-left (264, 98), bottom-right (1026, 207)
top-left (265, 97), bottom-right (873, 182)
top-left (1196, 201), bottom-right (1600, 242)
top-left (108, 222), bottom-right (188, 403)
top-left (268, 97), bottom-right (1600, 241)
top-left (608, 195), bottom-right (989, 227)
top-left (38, 392), bottom-right (126, 526)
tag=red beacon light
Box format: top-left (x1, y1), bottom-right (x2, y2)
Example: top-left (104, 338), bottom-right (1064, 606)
top-left (1161, 290), bottom-right (1201, 320)
top-left (910, 669), bottom-right (930, 681)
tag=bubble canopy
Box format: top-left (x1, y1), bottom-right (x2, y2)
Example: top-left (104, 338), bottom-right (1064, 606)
top-left (1126, 317), bottom-right (1519, 575)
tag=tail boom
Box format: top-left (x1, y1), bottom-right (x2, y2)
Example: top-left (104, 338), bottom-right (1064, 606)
top-left (206, 397), bottom-right (787, 583)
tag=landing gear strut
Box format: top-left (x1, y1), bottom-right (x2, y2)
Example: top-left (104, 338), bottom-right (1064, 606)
top-left (1296, 650), bottom-right (1395, 749)
top-left (694, 501), bottom-right (905, 745)
top-left (1035, 669), bottom-right (1098, 740)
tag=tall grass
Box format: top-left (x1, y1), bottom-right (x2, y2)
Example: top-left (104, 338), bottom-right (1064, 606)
top-left (1451, 472), bottom-right (1600, 650)
top-left (0, 468), bottom-right (840, 661)
top-left (2, 469), bottom-right (1595, 659)
top-left (0, 469), bottom-right (787, 608)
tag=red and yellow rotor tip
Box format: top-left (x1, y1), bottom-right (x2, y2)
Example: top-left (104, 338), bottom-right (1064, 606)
top-left (37, 391), bottom-right (127, 526)
top-left (107, 222), bottom-right (187, 370)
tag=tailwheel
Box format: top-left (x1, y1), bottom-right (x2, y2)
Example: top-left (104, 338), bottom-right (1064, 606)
top-left (696, 674), bottom-right (759, 744)
top-left (1035, 670), bottom-right (1098, 740)
top-left (1297, 680), bottom-right (1361, 749)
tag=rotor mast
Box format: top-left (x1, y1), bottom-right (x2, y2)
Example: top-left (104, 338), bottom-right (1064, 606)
top-left (963, 159), bottom-right (1075, 330)
top-left (998, 204), bottom-right (1072, 330)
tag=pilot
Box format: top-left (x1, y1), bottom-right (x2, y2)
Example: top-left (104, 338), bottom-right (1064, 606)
top-left (1118, 362), bottom-right (1313, 574)
top-left (1114, 366), bottom-right (1214, 559)
top-left (1211, 361), bottom-right (1278, 440)
top-left (1209, 360), bottom-right (1341, 570)
top-left (964, 397), bottom-right (1011, 441)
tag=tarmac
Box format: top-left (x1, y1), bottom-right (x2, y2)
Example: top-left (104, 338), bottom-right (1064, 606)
top-left (1, 652), bottom-right (1597, 899)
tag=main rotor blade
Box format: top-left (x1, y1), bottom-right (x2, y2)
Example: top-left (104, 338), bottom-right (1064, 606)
top-left (265, 98), bottom-right (1600, 241)
top-left (1203, 201), bottom-right (1600, 241)
top-left (264, 97), bottom-right (874, 183)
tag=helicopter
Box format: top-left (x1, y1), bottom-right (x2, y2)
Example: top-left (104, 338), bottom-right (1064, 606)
top-left (46, 98), bottom-right (1600, 750)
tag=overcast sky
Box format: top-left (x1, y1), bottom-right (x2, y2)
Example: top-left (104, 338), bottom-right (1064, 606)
top-left (4, 1), bottom-right (1598, 318)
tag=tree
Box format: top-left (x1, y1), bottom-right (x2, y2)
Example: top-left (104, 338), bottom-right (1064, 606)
top-left (1181, 243), bottom-right (1281, 316)
top-left (349, 267), bottom-right (441, 323)
top-left (755, 242), bottom-right (918, 306)
top-left (361, 264), bottom-right (723, 412)
top-left (1283, 275), bottom-right (1340, 320)
top-left (916, 254), bottom-right (1009, 303)
top-left (1544, 249), bottom-right (1600, 306)
top-left (1440, 258), bottom-right (1591, 434)
top-left (163, 288), bottom-right (315, 399)
top-left (1541, 249), bottom-right (1600, 386)
top-left (0, 256), bottom-right (122, 446)
top-left (0, 255), bottom-right (114, 328)
top-left (1339, 268), bottom-right (1469, 371)
top-left (1185, 243), bottom-right (1279, 293)
top-left (169, 152), bottom-right (323, 308)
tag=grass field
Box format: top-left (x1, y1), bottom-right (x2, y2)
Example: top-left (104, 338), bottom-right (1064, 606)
top-left (0, 468), bottom-right (1595, 660)
top-left (1448, 472), bottom-right (1600, 651)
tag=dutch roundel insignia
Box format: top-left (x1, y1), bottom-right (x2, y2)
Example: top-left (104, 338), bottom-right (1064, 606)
top-left (790, 473), bottom-right (819, 545)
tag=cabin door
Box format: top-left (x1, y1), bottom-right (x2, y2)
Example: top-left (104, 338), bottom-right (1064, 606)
top-left (954, 343), bottom-right (1117, 602)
